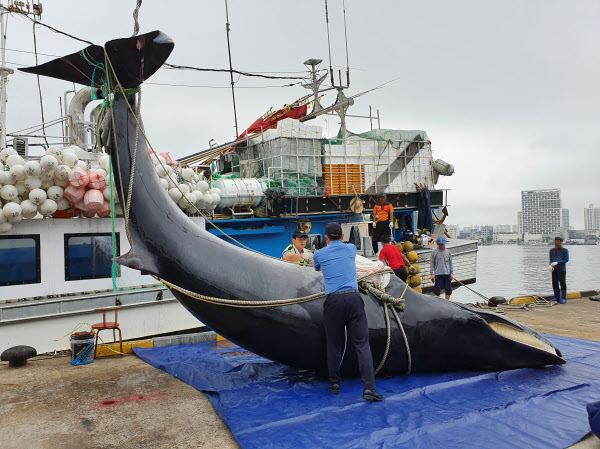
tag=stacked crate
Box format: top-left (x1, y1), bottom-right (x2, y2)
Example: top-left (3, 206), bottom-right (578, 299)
top-left (323, 164), bottom-right (365, 195)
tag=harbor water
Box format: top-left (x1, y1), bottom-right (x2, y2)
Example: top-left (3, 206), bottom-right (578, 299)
top-left (453, 244), bottom-right (600, 304)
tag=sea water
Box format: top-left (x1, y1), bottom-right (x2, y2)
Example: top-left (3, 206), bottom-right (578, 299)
top-left (452, 244), bottom-right (600, 304)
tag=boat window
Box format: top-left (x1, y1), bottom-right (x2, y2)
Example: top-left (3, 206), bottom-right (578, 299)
top-left (0, 235), bottom-right (41, 286)
top-left (64, 233), bottom-right (120, 281)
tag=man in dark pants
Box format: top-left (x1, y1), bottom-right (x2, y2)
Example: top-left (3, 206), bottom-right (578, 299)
top-left (549, 236), bottom-right (569, 304)
top-left (313, 222), bottom-right (383, 401)
top-left (373, 194), bottom-right (394, 251)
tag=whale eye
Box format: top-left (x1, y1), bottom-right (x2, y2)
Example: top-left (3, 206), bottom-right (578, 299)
top-left (489, 322), bottom-right (558, 356)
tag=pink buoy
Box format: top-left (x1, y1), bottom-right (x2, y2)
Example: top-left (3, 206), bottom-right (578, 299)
top-left (68, 168), bottom-right (89, 187)
top-left (84, 189), bottom-right (104, 210)
top-left (96, 200), bottom-right (111, 217)
top-left (160, 152), bottom-right (174, 164)
top-left (74, 199), bottom-right (90, 212)
top-left (63, 185), bottom-right (85, 204)
top-left (88, 172), bottom-right (107, 190)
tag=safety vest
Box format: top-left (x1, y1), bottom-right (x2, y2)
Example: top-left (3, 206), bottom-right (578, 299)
top-left (374, 203), bottom-right (393, 222)
top-left (281, 244), bottom-right (309, 267)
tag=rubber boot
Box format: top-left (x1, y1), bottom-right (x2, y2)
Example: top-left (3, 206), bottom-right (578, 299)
top-left (559, 290), bottom-right (567, 304)
top-left (551, 289), bottom-right (560, 302)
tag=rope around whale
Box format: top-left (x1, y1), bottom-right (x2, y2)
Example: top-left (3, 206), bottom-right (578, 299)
top-left (101, 50), bottom-right (412, 375)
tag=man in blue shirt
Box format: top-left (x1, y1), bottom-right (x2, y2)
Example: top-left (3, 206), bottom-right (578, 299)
top-left (313, 222), bottom-right (383, 401)
top-left (549, 236), bottom-right (569, 304)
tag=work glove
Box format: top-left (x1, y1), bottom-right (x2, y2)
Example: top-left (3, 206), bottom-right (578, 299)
top-left (551, 262), bottom-right (558, 267)
top-left (389, 222), bottom-right (394, 230)
top-left (373, 221), bottom-right (377, 228)
top-left (548, 265), bottom-right (554, 272)
top-left (303, 252), bottom-right (314, 261)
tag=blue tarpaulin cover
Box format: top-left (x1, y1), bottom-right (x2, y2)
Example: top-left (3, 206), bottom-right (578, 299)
top-left (134, 334), bottom-right (600, 449)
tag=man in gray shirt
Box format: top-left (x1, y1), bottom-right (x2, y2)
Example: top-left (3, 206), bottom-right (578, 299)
top-left (429, 237), bottom-right (454, 300)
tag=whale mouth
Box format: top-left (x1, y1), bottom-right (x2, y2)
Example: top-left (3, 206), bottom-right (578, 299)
top-left (488, 321), bottom-right (559, 356)
top-left (453, 303), bottom-right (562, 358)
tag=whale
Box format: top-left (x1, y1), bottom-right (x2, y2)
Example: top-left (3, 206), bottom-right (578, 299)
top-left (22, 31), bottom-right (565, 376)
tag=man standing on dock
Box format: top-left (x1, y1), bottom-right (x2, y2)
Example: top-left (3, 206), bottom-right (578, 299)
top-left (549, 236), bottom-right (569, 304)
top-left (430, 237), bottom-right (454, 300)
top-left (314, 222), bottom-right (383, 402)
top-left (373, 194), bottom-right (394, 251)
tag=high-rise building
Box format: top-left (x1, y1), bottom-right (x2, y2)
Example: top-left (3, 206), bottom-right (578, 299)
top-left (561, 208), bottom-right (569, 231)
top-left (521, 189), bottom-right (561, 236)
top-left (495, 224), bottom-right (512, 233)
top-left (511, 224), bottom-right (518, 233)
top-left (584, 204), bottom-right (600, 232)
top-left (517, 211), bottom-right (523, 236)
top-left (446, 224), bottom-right (460, 239)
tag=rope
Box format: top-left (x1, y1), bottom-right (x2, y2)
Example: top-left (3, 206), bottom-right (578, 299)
top-left (158, 269), bottom-right (390, 309)
top-left (364, 281), bottom-right (411, 375)
top-left (132, 0), bottom-right (142, 37)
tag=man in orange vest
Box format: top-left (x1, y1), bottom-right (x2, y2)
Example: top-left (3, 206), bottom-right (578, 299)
top-left (373, 194), bottom-right (394, 248)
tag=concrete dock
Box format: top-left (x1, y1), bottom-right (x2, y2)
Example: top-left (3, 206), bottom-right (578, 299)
top-left (1, 296), bottom-right (599, 449)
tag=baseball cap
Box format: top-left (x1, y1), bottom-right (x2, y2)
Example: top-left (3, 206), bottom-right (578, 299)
top-left (293, 230), bottom-right (308, 239)
top-left (325, 222), bottom-right (343, 238)
top-left (436, 236), bottom-right (447, 244)
top-left (554, 236), bottom-right (564, 242)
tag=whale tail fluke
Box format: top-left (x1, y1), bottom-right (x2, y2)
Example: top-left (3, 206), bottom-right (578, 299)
top-left (19, 30), bottom-right (174, 89)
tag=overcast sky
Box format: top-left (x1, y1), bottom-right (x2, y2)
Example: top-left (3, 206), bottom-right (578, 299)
top-left (4, 0), bottom-right (599, 228)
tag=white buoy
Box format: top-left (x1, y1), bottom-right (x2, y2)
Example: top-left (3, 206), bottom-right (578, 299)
top-left (159, 178), bottom-right (169, 190)
top-left (98, 154), bottom-right (110, 170)
top-left (39, 199), bottom-right (58, 216)
top-left (0, 184), bottom-right (18, 201)
top-left (46, 146), bottom-right (63, 161)
top-left (55, 165), bottom-right (71, 179)
top-left (0, 147), bottom-right (17, 163)
top-left (9, 165), bottom-right (26, 181)
top-left (0, 221), bottom-right (12, 232)
top-left (6, 154), bottom-right (25, 168)
top-left (20, 200), bottom-right (38, 219)
top-left (182, 168), bottom-right (195, 182)
top-left (41, 170), bottom-right (55, 182)
top-left (76, 160), bottom-right (87, 170)
top-left (3, 202), bottom-right (22, 222)
top-left (40, 155), bottom-right (59, 171)
top-left (24, 176), bottom-right (42, 191)
top-left (192, 190), bottom-right (204, 203)
top-left (0, 170), bottom-right (5, 184)
top-left (41, 180), bottom-right (54, 190)
top-left (54, 177), bottom-right (69, 188)
top-left (29, 188), bottom-right (47, 205)
top-left (61, 151), bottom-right (78, 168)
top-left (24, 160), bottom-right (42, 176)
top-left (155, 164), bottom-right (168, 177)
top-left (152, 154), bottom-right (167, 166)
top-left (197, 180), bottom-right (209, 193)
top-left (168, 188), bottom-right (183, 202)
top-left (14, 181), bottom-right (28, 197)
top-left (0, 208), bottom-right (5, 223)
top-left (178, 183), bottom-right (191, 195)
top-left (56, 198), bottom-right (70, 210)
top-left (47, 185), bottom-right (64, 201)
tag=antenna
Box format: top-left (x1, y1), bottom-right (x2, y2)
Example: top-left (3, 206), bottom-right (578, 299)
top-left (324, 0), bottom-right (334, 87)
top-left (302, 59), bottom-right (327, 113)
top-left (342, 0), bottom-right (350, 86)
top-left (224, 0), bottom-right (239, 138)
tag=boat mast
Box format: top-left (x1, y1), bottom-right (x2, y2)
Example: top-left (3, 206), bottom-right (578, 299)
top-left (0, 1), bottom-right (43, 149)
top-left (0, 4), bottom-right (13, 149)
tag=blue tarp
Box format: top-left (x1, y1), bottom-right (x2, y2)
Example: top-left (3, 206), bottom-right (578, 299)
top-left (134, 335), bottom-right (600, 449)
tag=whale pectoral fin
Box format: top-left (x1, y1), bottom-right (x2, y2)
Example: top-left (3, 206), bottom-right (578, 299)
top-left (115, 249), bottom-right (160, 277)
